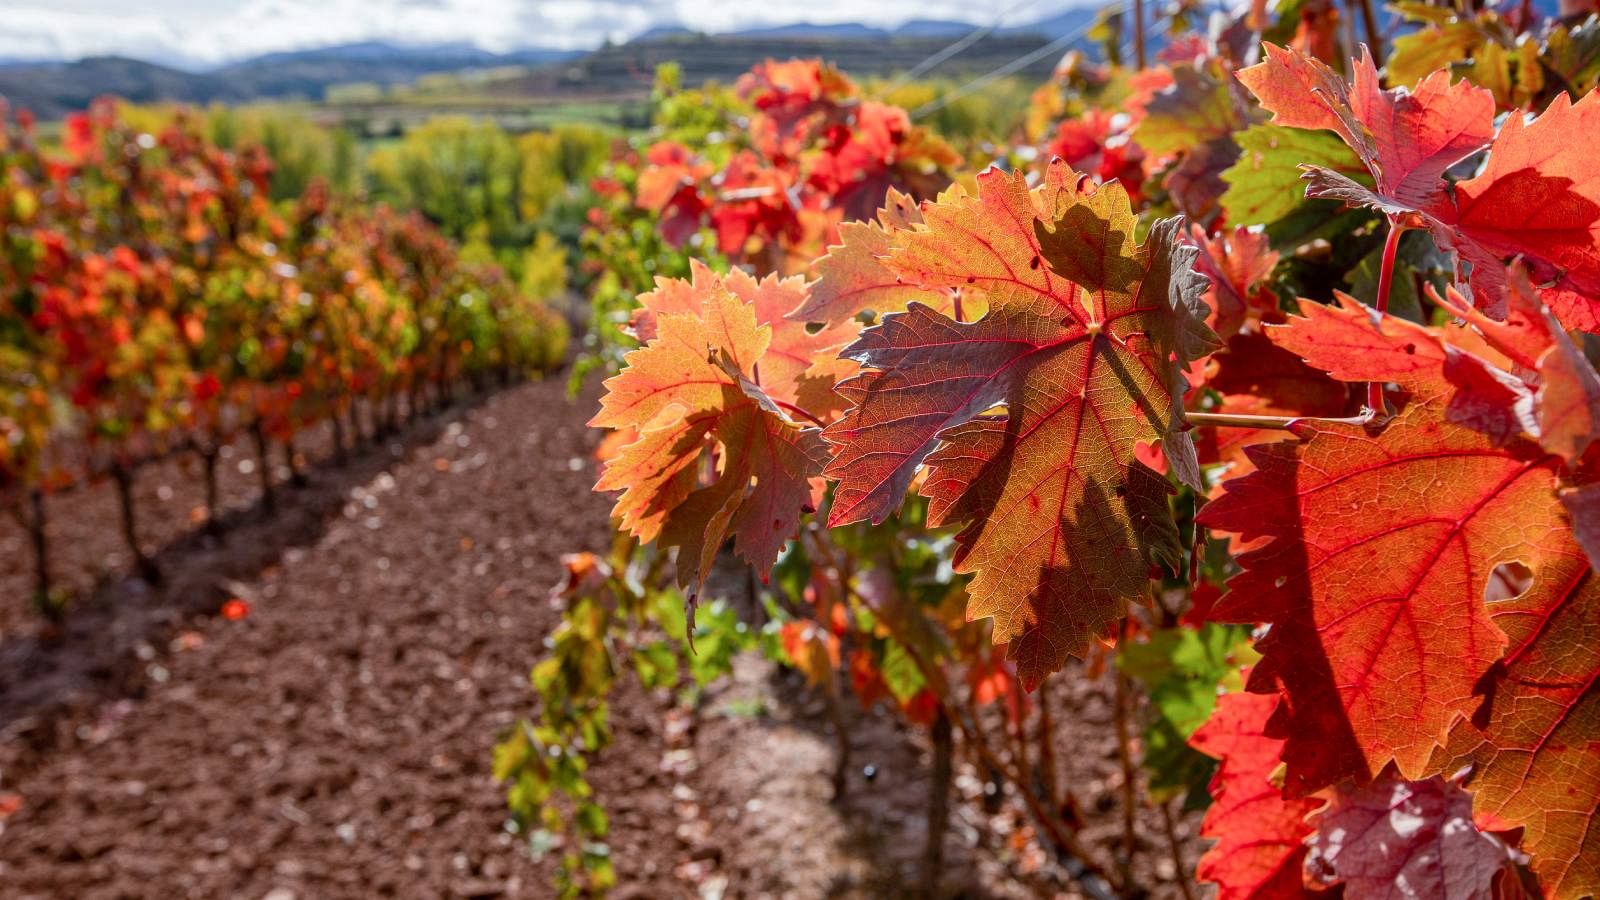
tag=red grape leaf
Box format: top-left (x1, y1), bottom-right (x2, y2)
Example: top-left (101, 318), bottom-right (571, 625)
top-left (1426, 91), bottom-right (1600, 331)
top-left (1436, 264), bottom-right (1600, 464)
top-left (590, 269), bottom-right (832, 589)
top-left (1239, 43), bottom-right (1600, 331)
top-left (805, 100), bottom-right (961, 224)
top-left (1198, 298), bottom-right (1573, 793)
top-left (1190, 224), bottom-right (1281, 339)
top-left (635, 141), bottom-right (711, 247)
top-left (709, 150), bottom-right (801, 258)
top-left (1435, 546), bottom-right (1600, 900)
top-left (822, 162), bottom-right (1216, 686)
top-left (1265, 292), bottom-right (1448, 391)
top-left (1307, 771), bottom-right (1518, 899)
top-left (1237, 43), bottom-right (1495, 213)
top-left (1189, 690), bottom-right (1319, 899)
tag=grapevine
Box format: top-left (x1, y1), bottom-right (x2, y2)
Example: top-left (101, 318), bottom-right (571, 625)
top-left (505, 3), bottom-right (1600, 896)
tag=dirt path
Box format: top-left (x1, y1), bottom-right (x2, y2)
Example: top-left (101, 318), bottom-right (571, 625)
top-left (0, 379), bottom-right (695, 898)
top-left (0, 377), bottom-right (1203, 899)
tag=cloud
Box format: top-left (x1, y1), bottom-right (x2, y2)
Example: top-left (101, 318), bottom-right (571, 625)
top-left (0, 0), bottom-right (1050, 65)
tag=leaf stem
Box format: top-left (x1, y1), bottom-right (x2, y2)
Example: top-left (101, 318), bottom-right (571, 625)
top-left (773, 398), bottom-right (827, 428)
top-left (1183, 409), bottom-right (1373, 431)
top-left (1368, 218), bottom-right (1406, 415)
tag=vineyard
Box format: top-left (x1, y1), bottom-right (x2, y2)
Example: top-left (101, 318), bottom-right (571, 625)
top-left (0, 100), bottom-right (568, 613)
top-left (3, 0), bottom-right (1600, 898)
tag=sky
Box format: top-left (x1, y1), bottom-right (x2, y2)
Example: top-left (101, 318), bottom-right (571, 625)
top-left (0, 0), bottom-right (1077, 67)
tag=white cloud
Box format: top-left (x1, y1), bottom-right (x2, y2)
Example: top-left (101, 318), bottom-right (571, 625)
top-left (0, 0), bottom-right (1067, 66)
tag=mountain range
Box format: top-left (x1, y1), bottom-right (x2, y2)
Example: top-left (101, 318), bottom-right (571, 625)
top-left (637, 11), bottom-right (1096, 44)
top-left (0, 11), bottom-right (1098, 120)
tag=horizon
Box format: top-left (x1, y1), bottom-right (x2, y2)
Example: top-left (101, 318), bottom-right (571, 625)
top-left (2, 0), bottom-right (1099, 69)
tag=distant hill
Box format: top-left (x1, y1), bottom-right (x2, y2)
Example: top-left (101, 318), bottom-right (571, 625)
top-left (630, 11), bottom-right (1097, 45)
top-left (561, 32), bottom-right (1066, 96)
top-left (892, 20), bottom-right (976, 39)
top-left (0, 57), bottom-right (251, 118)
top-left (0, 42), bottom-right (581, 119)
top-left (1000, 8), bottom-right (1099, 41)
top-left (733, 22), bottom-right (892, 40)
top-left (212, 43), bottom-right (577, 103)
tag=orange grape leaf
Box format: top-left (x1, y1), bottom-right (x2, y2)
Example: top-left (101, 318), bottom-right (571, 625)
top-left (1189, 690), bottom-right (1320, 899)
top-left (1436, 547), bottom-right (1600, 900)
top-left (1199, 298), bottom-right (1573, 793)
top-left (627, 260), bottom-right (857, 409)
top-left (780, 620), bottom-right (841, 689)
top-left (789, 186), bottom-right (985, 326)
top-left (1306, 771), bottom-right (1519, 899)
top-left (822, 161), bottom-right (1216, 686)
top-left (590, 269), bottom-right (835, 590)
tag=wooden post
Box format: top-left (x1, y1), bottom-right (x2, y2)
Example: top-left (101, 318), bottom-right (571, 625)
top-left (112, 462), bottom-right (161, 584)
top-left (1356, 0), bottom-right (1384, 60)
top-left (25, 489), bottom-right (57, 618)
top-left (1133, 0), bottom-right (1147, 70)
top-left (251, 422), bottom-right (276, 515)
top-left (201, 446), bottom-right (222, 536)
top-left (283, 433), bottom-right (307, 488)
top-left (923, 707), bottom-right (953, 897)
top-left (330, 412), bottom-right (348, 467)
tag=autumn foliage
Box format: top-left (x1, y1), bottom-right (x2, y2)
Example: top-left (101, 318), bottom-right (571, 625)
top-left (513, 14), bottom-right (1600, 898)
top-left (2, 99), bottom-right (567, 603)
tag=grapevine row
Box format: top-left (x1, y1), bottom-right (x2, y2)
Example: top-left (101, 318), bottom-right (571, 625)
top-left (1, 100), bottom-right (568, 611)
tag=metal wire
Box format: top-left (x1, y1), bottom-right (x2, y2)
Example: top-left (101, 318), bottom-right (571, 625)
top-left (908, 3), bottom-right (1124, 120)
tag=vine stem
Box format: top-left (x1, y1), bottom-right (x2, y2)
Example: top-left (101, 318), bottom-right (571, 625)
top-left (1368, 218), bottom-right (1406, 416)
top-left (823, 568), bottom-right (1124, 896)
top-left (1036, 676), bottom-right (1062, 814)
top-left (807, 530), bottom-right (1122, 894)
top-left (955, 705), bottom-right (1124, 897)
top-left (1112, 621), bottom-right (1140, 891)
top-left (923, 708), bottom-right (953, 896)
top-left (19, 489), bottom-right (54, 619)
top-left (1159, 798), bottom-right (1197, 900)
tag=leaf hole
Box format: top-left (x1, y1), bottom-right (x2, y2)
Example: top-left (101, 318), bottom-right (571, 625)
top-left (1485, 561), bottom-right (1532, 603)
